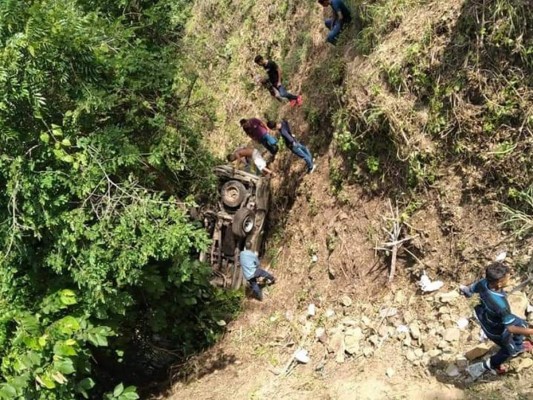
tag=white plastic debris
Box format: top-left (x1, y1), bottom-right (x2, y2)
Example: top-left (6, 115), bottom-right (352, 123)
top-left (294, 349), bottom-right (310, 364)
top-left (478, 329), bottom-right (488, 342)
top-left (457, 317), bottom-right (469, 330)
top-left (396, 325), bottom-right (409, 334)
top-left (495, 251), bottom-right (507, 262)
top-left (386, 368), bottom-right (395, 378)
top-left (311, 255), bottom-right (318, 263)
top-left (325, 309), bottom-right (335, 318)
top-left (307, 304), bottom-right (316, 317)
top-left (418, 271), bottom-right (444, 292)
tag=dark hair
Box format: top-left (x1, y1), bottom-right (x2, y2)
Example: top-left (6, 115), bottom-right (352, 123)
top-left (254, 55), bottom-right (264, 64)
top-left (239, 119), bottom-right (247, 126)
top-left (485, 262), bottom-right (509, 283)
top-left (227, 153), bottom-right (236, 162)
top-left (266, 120), bottom-right (277, 129)
top-left (318, 0), bottom-right (328, 5)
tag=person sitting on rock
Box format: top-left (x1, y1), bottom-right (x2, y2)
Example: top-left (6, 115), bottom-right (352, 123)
top-left (267, 119), bottom-right (315, 173)
top-left (317, 0), bottom-right (352, 45)
top-left (254, 55), bottom-right (303, 106)
top-left (460, 261), bottom-right (533, 378)
top-left (239, 249), bottom-right (276, 301)
top-left (240, 118), bottom-right (278, 156)
top-left (227, 147), bottom-right (275, 177)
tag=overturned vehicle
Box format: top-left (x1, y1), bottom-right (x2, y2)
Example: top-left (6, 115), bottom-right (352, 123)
top-left (199, 165), bottom-right (270, 289)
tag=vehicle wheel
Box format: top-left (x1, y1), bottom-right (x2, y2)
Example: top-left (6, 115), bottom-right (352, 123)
top-left (231, 208), bottom-right (255, 237)
top-left (221, 180), bottom-right (247, 208)
top-left (230, 248), bottom-right (244, 290)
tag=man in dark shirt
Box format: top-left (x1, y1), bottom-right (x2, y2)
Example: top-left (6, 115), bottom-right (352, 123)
top-left (267, 119), bottom-right (315, 173)
top-left (318, 0), bottom-right (352, 44)
top-left (239, 118), bottom-right (278, 156)
top-left (461, 262), bottom-right (533, 378)
top-left (254, 55), bottom-right (302, 106)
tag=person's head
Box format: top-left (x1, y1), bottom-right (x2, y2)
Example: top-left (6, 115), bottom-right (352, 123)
top-left (266, 120), bottom-right (278, 130)
top-left (227, 153), bottom-right (237, 162)
top-left (254, 55), bottom-right (266, 66)
top-left (239, 118), bottom-right (247, 127)
top-left (318, 0), bottom-right (330, 7)
top-left (485, 262), bottom-right (510, 289)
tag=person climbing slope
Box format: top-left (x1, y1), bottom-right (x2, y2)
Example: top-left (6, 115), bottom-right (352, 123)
top-left (254, 55), bottom-right (303, 106)
top-left (239, 249), bottom-right (276, 301)
top-left (227, 147), bottom-right (275, 177)
top-left (267, 119), bottom-right (315, 173)
top-left (317, 0), bottom-right (352, 45)
top-left (460, 261), bottom-right (533, 379)
top-left (240, 118), bottom-right (279, 156)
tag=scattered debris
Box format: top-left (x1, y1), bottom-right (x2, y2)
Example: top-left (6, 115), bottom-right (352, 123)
top-left (396, 325), bottom-right (409, 334)
top-left (294, 349), bottom-right (310, 364)
top-left (409, 322), bottom-right (421, 340)
top-left (445, 364), bottom-right (460, 377)
top-left (514, 358), bottom-right (533, 373)
top-left (340, 295), bottom-right (353, 307)
top-left (375, 201), bottom-right (417, 282)
top-left (311, 254), bottom-right (318, 263)
top-left (495, 251), bottom-right (507, 262)
top-left (419, 271), bottom-right (444, 292)
top-left (436, 291), bottom-right (460, 304)
top-left (379, 307), bottom-right (398, 318)
top-left (464, 343), bottom-right (492, 360)
top-left (508, 291), bottom-right (528, 319)
top-left (307, 303), bottom-right (316, 317)
top-left (325, 309), bottom-right (335, 318)
top-left (386, 368), bottom-right (395, 378)
top-left (456, 317), bottom-right (469, 330)
top-left (443, 328), bottom-right (461, 342)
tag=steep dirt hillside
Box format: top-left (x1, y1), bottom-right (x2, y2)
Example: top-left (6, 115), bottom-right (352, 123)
top-left (162, 0), bottom-right (533, 398)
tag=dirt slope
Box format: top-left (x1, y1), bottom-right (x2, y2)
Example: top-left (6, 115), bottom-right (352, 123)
top-left (163, 0), bottom-right (533, 398)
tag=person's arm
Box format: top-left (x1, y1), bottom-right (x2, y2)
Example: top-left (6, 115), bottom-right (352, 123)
top-left (276, 64), bottom-right (282, 87)
top-left (507, 325), bottom-right (533, 336)
top-left (459, 279), bottom-right (481, 298)
top-left (262, 166), bottom-right (275, 177)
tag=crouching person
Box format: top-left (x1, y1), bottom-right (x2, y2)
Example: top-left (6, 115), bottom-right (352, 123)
top-left (239, 249), bottom-right (276, 301)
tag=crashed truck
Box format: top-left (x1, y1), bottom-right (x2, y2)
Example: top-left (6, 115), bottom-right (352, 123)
top-left (198, 165), bottom-right (270, 290)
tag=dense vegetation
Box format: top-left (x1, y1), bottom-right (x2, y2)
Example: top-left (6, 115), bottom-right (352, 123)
top-left (0, 0), bottom-right (240, 398)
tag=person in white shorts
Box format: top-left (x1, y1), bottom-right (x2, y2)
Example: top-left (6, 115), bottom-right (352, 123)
top-left (227, 147), bottom-right (275, 177)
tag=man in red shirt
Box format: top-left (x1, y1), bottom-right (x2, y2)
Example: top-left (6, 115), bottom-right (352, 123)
top-left (240, 118), bottom-right (278, 156)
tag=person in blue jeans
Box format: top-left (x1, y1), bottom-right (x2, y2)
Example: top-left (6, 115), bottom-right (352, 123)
top-left (318, 0), bottom-right (352, 44)
top-left (239, 250), bottom-right (276, 301)
top-left (267, 119), bottom-right (315, 173)
top-left (254, 55), bottom-right (303, 106)
top-left (460, 262), bottom-right (533, 379)
top-left (240, 118), bottom-right (278, 156)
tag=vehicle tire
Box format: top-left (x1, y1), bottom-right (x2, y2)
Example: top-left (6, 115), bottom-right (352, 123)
top-left (221, 180), bottom-right (247, 208)
top-left (230, 248), bottom-right (244, 290)
top-left (231, 208), bottom-right (255, 237)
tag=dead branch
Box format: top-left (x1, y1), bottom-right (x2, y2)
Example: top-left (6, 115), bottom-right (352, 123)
top-left (375, 200), bottom-right (417, 282)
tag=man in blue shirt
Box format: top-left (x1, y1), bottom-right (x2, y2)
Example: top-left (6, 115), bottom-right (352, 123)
top-left (267, 119), bottom-right (315, 173)
top-left (317, 0), bottom-right (352, 44)
top-left (239, 250), bottom-right (276, 301)
top-left (461, 262), bottom-right (533, 378)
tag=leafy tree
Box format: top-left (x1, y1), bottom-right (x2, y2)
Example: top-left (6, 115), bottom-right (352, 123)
top-left (0, 0), bottom-right (235, 398)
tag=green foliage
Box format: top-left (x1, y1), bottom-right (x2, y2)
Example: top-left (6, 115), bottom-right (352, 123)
top-left (0, 0), bottom-right (235, 397)
top-left (500, 186), bottom-right (533, 238)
